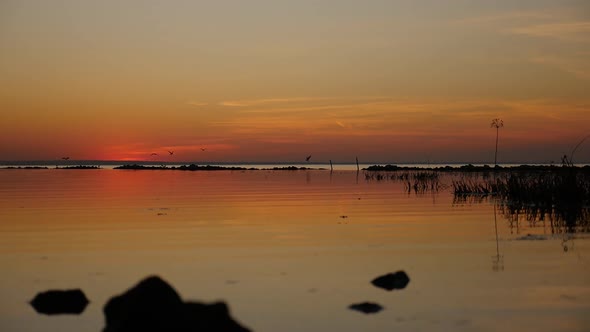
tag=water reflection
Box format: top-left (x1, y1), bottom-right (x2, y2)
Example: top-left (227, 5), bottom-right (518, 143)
top-left (492, 204), bottom-right (504, 272)
top-left (366, 168), bottom-right (589, 235)
top-left (561, 234), bottom-right (575, 252)
top-left (3, 169), bottom-right (589, 332)
top-left (499, 201), bottom-right (590, 234)
top-left (452, 194), bottom-right (487, 205)
top-left (364, 171), bottom-right (443, 194)
top-left (363, 169), bottom-right (590, 271)
top-left (451, 169), bottom-right (590, 235)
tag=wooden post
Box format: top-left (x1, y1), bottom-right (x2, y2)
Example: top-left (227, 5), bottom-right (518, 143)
top-left (330, 160), bottom-right (333, 172)
top-left (356, 157), bottom-right (359, 171)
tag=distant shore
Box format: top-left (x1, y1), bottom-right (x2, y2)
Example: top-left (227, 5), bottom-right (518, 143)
top-left (113, 164), bottom-right (326, 171)
top-left (363, 164), bottom-right (590, 172)
top-left (2, 163), bottom-right (589, 172)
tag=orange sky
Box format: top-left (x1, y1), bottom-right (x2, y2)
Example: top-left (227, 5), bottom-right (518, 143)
top-left (1, 0), bottom-right (589, 163)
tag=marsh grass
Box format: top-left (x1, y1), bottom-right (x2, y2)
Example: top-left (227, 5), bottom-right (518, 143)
top-left (362, 164), bottom-right (590, 232)
top-left (453, 168), bottom-right (590, 232)
top-left (365, 171), bottom-right (444, 194)
top-left (499, 169), bottom-right (590, 232)
top-left (452, 178), bottom-right (502, 196)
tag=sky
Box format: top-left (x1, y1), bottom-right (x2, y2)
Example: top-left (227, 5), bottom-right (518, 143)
top-left (1, 0), bottom-right (589, 163)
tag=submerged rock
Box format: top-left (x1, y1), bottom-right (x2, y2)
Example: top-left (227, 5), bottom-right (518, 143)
top-left (348, 302), bottom-right (383, 314)
top-left (371, 271), bottom-right (410, 291)
top-left (30, 289), bottom-right (89, 315)
top-left (103, 275), bottom-right (251, 332)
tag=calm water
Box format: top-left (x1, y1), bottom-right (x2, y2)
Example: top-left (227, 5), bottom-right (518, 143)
top-left (0, 169), bottom-right (589, 332)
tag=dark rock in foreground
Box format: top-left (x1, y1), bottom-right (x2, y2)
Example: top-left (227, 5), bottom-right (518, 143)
top-left (30, 289), bottom-right (89, 315)
top-left (103, 275), bottom-right (251, 332)
top-left (348, 302), bottom-right (383, 314)
top-left (371, 271), bottom-right (410, 291)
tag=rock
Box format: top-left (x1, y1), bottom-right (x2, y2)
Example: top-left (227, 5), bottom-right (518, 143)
top-left (103, 275), bottom-right (251, 332)
top-left (371, 271), bottom-right (410, 291)
top-left (183, 302), bottom-right (251, 332)
top-left (348, 302), bottom-right (383, 314)
top-left (30, 289), bottom-right (89, 315)
top-left (103, 276), bottom-right (183, 331)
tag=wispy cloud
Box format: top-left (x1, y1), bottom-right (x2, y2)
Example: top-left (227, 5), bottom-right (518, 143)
top-left (455, 11), bottom-right (554, 25)
top-left (335, 121), bottom-right (349, 129)
top-left (108, 97), bottom-right (590, 162)
top-left (219, 101), bottom-right (249, 107)
top-left (458, 8), bottom-right (590, 42)
top-left (239, 101), bottom-right (390, 115)
top-left (186, 101), bottom-right (209, 107)
top-left (510, 22), bottom-right (590, 43)
top-left (531, 54), bottom-right (590, 80)
top-left (458, 8), bottom-right (590, 80)
top-left (211, 98), bottom-right (589, 140)
top-left (218, 96), bottom-right (390, 108)
top-left (219, 97), bottom-right (320, 107)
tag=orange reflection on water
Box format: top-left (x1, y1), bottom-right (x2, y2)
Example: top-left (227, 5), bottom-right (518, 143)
top-left (1, 169), bottom-right (491, 252)
top-left (1, 169), bottom-right (589, 332)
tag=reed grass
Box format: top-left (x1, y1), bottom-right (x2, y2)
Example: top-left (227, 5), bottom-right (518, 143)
top-left (453, 167), bottom-right (590, 232)
top-left (365, 171), bottom-right (444, 193)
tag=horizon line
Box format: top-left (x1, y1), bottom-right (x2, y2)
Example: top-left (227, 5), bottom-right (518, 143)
top-left (0, 159), bottom-right (588, 165)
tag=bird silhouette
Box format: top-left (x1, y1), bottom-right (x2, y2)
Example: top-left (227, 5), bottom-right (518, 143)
top-left (305, 155), bottom-right (312, 161)
top-left (150, 153), bottom-right (158, 156)
top-left (168, 150), bottom-right (174, 155)
top-left (201, 148), bottom-right (206, 151)
top-left (61, 157), bottom-right (70, 160)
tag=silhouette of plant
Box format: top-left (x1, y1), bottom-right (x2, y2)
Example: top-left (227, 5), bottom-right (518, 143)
top-left (491, 118), bottom-right (504, 166)
top-left (568, 134), bottom-right (589, 166)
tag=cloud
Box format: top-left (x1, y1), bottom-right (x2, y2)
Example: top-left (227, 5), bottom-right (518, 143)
top-left (186, 101), bottom-right (209, 107)
top-left (457, 9), bottom-right (590, 80)
top-left (455, 11), bottom-right (554, 25)
top-left (210, 97), bottom-right (590, 142)
top-left (531, 54), bottom-right (590, 80)
top-left (218, 96), bottom-right (390, 108)
top-left (510, 20), bottom-right (590, 79)
top-left (239, 102), bottom-right (385, 114)
top-left (219, 98), bottom-right (312, 107)
top-left (457, 9), bottom-right (590, 43)
top-left (335, 121), bottom-right (347, 128)
top-left (510, 22), bottom-right (590, 42)
top-left (219, 101), bottom-right (249, 107)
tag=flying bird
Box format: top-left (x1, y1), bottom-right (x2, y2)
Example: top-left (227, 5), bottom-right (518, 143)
top-left (61, 157), bottom-right (70, 160)
top-left (150, 153), bottom-right (158, 156)
top-left (168, 150), bottom-right (174, 155)
top-left (201, 148), bottom-right (206, 151)
top-left (305, 155), bottom-right (312, 161)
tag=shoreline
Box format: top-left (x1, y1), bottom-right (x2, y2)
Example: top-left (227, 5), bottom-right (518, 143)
top-left (2, 163), bottom-right (589, 172)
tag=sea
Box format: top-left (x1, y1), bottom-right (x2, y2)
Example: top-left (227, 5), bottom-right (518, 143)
top-left (0, 165), bottom-right (588, 331)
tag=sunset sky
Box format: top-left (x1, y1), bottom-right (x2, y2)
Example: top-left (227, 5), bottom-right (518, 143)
top-left (1, 0), bottom-right (589, 163)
